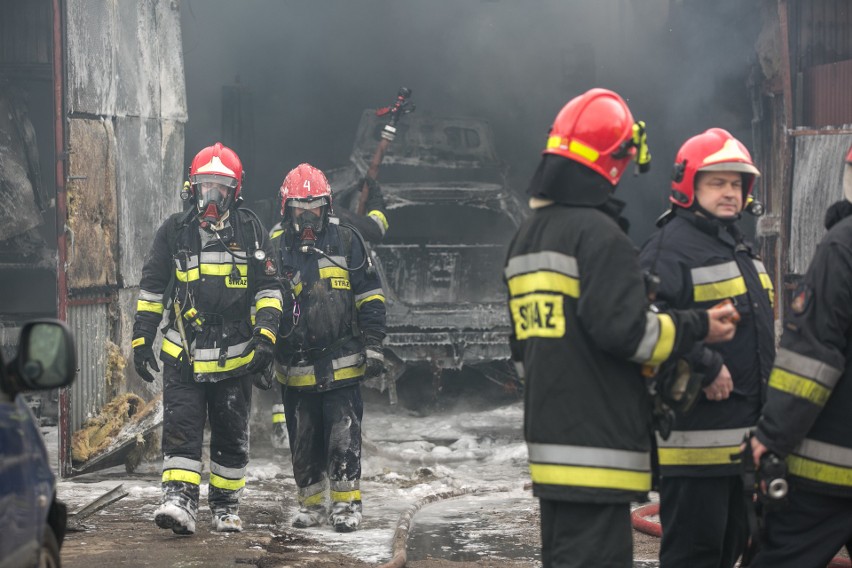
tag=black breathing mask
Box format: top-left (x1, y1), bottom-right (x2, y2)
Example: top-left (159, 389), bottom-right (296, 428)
top-left (292, 209), bottom-right (323, 248)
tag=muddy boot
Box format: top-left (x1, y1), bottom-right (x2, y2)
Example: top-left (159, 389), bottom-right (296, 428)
top-left (271, 404), bottom-right (288, 450)
top-left (329, 501), bottom-right (362, 533)
top-left (154, 481), bottom-right (198, 535)
top-left (209, 485), bottom-right (244, 533)
top-left (292, 504), bottom-right (328, 528)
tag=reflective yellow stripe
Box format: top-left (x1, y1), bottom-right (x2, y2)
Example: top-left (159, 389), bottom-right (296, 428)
top-left (258, 328), bottom-right (277, 344)
top-left (162, 469), bottom-right (201, 485)
top-left (193, 352), bottom-right (253, 373)
top-left (507, 271), bottom-right (580, 299)
top-left (367, 209), bottom-right (389, 230)
top-left (256, 297), bottom-right (283, 312)
top-left (200, 263), bottom-right (248, 277)
top-left (356, 294), bottom-right (385, 310)
top-left (136, 299), bottom-right (164, 314)
top-left (303, 492), bottom-right (325, 506)
top-left (271, 229), bottom-right (284, 239)
top-left (176, 268), bottom-right (200, 282)
top-left (272, 413), bottom-right (286, 424)
top-left (319, 266), bottom-right (349, 279)
top-left (529, 463), bottom-right (650, 492)
top-left (294, 282), bottom-right (303, 296)
top-left (647, 313), bottom-right (675, 367)
top-left (693, 277), bottom-right (747, 302)
top-left (546, 136), bottom-right (601, 163)
top-left (162, 337), bottom-right (183, 359)
top-left (331, 490), bottom-right (361, 502)
top-left (768, 368), bottom-right (832, 406)
top-left (132, 337), bottom-right (145, 348)
top-left (285, 365), bottom-right (365, 387)
top-left (657, 446), bottom-right (742, 466)
top-left (334, 365), bottom-right (365, 381)
top-left (209, 473), bottom-right (246, 491)
top-left (288, 373), bottom-right (317, 387)
top-left (788, 455), bottom-right (852, 487)
top-left (758, 273), bottom-right (775, 306)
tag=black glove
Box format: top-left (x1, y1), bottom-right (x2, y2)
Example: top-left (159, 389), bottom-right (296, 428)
top-left (252, 365), bottom-right (276, 390)
top-left (133, 338), bottom-right (160, 383)
top-left (242, 333), bottom-right (275, 374)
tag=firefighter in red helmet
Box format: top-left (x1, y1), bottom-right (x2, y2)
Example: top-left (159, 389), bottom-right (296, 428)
top-left (747, 143), bottom-right (852, 567)
top-left (267, 163), bottom-right (385, 532)
top-left (639, 128), bottom-right (775, 568)
top-left (504, 89), bottom-right (738, 567)
top-left (132, 142), bottom-right (282, 535)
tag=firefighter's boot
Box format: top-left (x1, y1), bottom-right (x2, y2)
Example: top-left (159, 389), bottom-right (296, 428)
top-left (292, 504), bottom-right (328, 528)
top-left (154, 481), bottom-right (198, 535)
top-left (329, 500), bottom-right (362, 533)
top-left (271, 404), bottom-right (288, 450)
top-left (209, 485), bottom-right (244, 532)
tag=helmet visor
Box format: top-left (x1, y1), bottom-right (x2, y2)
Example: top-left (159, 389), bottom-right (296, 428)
top-left (286, 197), bottom-right (328, 210)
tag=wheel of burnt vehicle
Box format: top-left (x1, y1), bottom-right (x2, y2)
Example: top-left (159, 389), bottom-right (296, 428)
top-left (38, 525), bottom-right (61, 568)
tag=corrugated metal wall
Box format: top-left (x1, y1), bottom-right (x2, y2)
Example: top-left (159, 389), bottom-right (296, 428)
top-left (67, 302), bottom-right (110, 430)
top-left (802, 59), bottom-right (852, 127)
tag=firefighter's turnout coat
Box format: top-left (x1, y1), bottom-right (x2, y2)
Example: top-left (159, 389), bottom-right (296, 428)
top-left (756, 202), bottom-right (852, 497)
top-left (640, 208), bottom-right (775, 477)
top-left (133, 209), bottom-right (283, 380)
top-left (505, 203), bottom-right (710, 504)
top-left (269, 218), bottom-right (385, 390)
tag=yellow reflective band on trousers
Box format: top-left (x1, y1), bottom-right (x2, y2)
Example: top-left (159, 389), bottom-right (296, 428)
top-left (331, 490), bottom-right (361, 503)
top-left (657, 446), bottom-right (742, 466)
top-left (210, 473), bottom-right (246, 491)
top-left (529, 463), bottom-right (650, 492)
top-left (162, 469), bottom-right (201, 485)
top-left (507, 271), bottom-right (580, 299)
top-left (136, 299), bottom-right (164, 314)
top-left (768, 368), bottom-right (832, 406)
top-left (272, 412), bottom-right (285, 424)
top-left (256, 297), bottom-right (283, 312)
top-left (302, 491), bottom-right (325, 506)
top-left (287, 364), bottom-right (366, 387)
top-left (693, 277), bottom-right (747, 302)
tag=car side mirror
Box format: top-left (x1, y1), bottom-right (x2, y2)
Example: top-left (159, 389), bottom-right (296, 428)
top-left (13, 319), bottom-right (77, 391)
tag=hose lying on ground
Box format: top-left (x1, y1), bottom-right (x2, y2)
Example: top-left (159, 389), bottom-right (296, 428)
top-left (631, 503), bottom-right (851, 568)
top-left (374, 486), bottom-right (513, 568)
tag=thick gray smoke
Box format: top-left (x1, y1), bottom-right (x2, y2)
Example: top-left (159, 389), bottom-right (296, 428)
top-left (181, 0), bottom-right (760, 244)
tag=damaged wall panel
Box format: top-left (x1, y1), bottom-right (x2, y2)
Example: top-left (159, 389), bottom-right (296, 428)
top-left (788, 133), bottom-right (852, 274)
top-left (66, 118), bottom-right (118, 289)
top-left (66, 0), bottom-right (117, 116)
top-left (67, 302), bottom-right (111, 430)
top-left (115, 1), bottom-right (159, 118)
top-left (156, 0), bottom-right (188, 121)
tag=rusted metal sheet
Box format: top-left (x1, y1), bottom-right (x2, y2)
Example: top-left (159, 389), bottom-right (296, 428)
top-left (67, 302), bottom-right (111, 431)
top-left (788, 133), bottom-right (852, 274)
top-left (794, 0), bottom-right (852, 70)
top-left (802, 59), bottom-right (852, 127)
top-left (66, 118), bottom-right (118, 290)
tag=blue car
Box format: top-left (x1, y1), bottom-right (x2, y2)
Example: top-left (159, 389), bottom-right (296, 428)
top-left (0, 320), bottom-right (76, 568)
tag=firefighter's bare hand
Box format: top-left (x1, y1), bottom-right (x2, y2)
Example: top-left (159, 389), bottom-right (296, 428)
top-left (702, 364), bottom-right (733, 401)
top-left (705, 304), bottom-right (738, 343)
top-left (750, 435), bottom-right (769, 467)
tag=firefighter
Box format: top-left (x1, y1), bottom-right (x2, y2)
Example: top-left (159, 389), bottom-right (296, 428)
top-left (748, 144), bottom-right (852, 567)
top-left (132, 142), bottom-right (282, 535)
top-left (269, 163), bottom-right (386, 533)
top-left (639, 129), bottom-right (775, 568)
top-left (504, 88), bottom-right (739, 568)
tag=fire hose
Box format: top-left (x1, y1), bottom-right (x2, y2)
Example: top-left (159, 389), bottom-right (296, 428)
top-left (374, 486), bottom-right (512, 568)
top-left (631, 503), bottom-right (851, 567)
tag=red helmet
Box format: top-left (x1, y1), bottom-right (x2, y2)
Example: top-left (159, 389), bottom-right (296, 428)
top-left (670, 128), bottom-right (760, 208)
top-left (188, 143), bottom-right (243, 225)
top-left (543, 88), bottom-right (648, 186)
top-left (279, 163), bottom-right (333, 216)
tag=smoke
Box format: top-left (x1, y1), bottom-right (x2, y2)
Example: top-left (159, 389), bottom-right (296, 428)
top-left (181, 0), bottom-right (760, 244)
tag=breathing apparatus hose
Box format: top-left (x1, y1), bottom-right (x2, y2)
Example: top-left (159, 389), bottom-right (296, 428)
top-left (298, 222), bottom-right (371, 272)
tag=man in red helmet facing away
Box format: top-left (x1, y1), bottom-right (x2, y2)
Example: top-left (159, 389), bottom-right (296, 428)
top-left (639, 129), bottom-right (775, 568)
top-left (504, 89), bottom-right (738, 567)
top-left (747, 144), bottom-right (852, 567)
top-left (268, 163), bottom-right (385, 533)
top-left (132, 142), bottom-right (283, 535)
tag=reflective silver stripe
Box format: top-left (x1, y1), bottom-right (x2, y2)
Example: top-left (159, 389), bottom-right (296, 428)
top-left (753, 259), bottom-right (768, 274)
top-left (333, 353), bottom-right (363, 370)
top-left (656, 428), bottom-right (748, 448)
top-left (163, 456), bottom-right (202, 472)
top-left (174, 255), bottom-right (199, 269)
top-left (794, 438), bottom-right (852, 468)
top-left (527, 443), bottom-right (650, 471)
top-left (328, 216), bottom-right (340, 225)
top-left (774, 348), bottom-right (842, 389)
top-left (256, 289), bottom-right (283, 301)
top-left (298, 479), bottom-right (329, 499)
top-left (690, 261), bottom-right (741, 285)
top-left (293, 271), bottom-right (302, 286)
top-left (355, 288), bottom-right (383, 302)
top-left (200, 251), bottom-right (247, 264)
top-left (318, 256), bottom-right (348, 269)
top-left (629, 311), bottom-right (660, 363)
top-left (194, 339), bottom-right (252, 362)
top-left (139, 289), bottom-right (162, 302)
top-left (164, 328), bottom-right (184, 345)
top-left (330, 479), bottom-right (359, 492)
top-left (272, 403), bottom-right (285, 414)
top-left (513, 361), bottom-right (525, 380)
top-left (504, 251), bottom-right (579, 279)
top-left (210, 461), bottom-right (246, 479)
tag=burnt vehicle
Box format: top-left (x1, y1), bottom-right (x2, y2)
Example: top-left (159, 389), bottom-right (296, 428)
top-left (329, 111), bottom-right (525, 406)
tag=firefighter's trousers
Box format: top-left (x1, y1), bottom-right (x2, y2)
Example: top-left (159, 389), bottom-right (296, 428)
top-left (282, 384), bottom-right (363, 508)
top-left (539, 498), bottom-right (632, 568)
top-left (752, 488), bottom-right (852, 568)
top-left (161, 363), bottom-right (253, 513)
